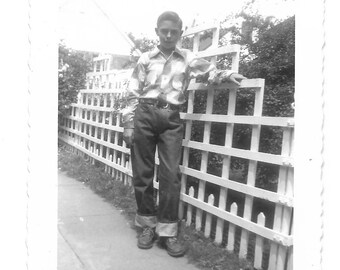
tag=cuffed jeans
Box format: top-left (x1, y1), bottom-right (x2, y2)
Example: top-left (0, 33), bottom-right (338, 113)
top-left (131, 102), bottom-right (183, 237)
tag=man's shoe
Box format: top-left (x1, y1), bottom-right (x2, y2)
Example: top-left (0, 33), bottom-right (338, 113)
top-left (137, 227), bottom-right (156, 249)
top-left (163, 237), bottom-right (186, 257)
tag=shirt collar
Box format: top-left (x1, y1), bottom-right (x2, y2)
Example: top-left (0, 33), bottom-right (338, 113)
top-left (149, 46), bottom-right (185, 59)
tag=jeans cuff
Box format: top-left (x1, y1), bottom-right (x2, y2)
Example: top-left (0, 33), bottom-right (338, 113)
top-left (135, 214), bottom-right (157, 228)
top-left (156, 222), bottom-right (178, 237)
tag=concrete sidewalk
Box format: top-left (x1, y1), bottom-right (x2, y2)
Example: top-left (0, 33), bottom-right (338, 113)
top-left (58, 171), bottom-right (198, 270)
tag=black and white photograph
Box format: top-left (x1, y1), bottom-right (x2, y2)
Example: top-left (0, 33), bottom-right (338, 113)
top-left (1, 0), bottom-right (339, 270)
top-left (57, 1), bottom-right (294, 269)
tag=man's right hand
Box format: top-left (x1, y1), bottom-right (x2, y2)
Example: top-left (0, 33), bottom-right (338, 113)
top-left (123, 128), bottom-right (134, 148)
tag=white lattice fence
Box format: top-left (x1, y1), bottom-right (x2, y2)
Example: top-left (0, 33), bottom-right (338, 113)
top-left (58, 68), bottom-right (133, 186)
top-left (176, 22), bottom-right (293, 270)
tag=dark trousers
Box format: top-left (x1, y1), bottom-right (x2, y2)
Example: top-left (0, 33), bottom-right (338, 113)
top-left (131, 103), bottom-right (183, 235)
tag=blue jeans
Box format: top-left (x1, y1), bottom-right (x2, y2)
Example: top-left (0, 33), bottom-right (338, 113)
top-left (131, 102), bottom-right (183, 236)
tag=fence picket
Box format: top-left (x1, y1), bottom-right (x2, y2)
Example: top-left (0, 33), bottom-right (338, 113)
top-left (254, 212), bottom-right (266, 269)
top-left (204, 194), bottom-right (215, 238)
top-left (127, 159), bottom-right (132, 186)
top-left (287, 245), bottom-right (293, 270)
top-left (105, 129), bottom-right (110, 173)
top-left (227, 202), bottom-right (238, 252)
top-left (117, 158), bottom-right (121, 181)
top-left (124, 160), bottom-right (129, 185)
top-left (186, 186), bottom-right (195, 227)
top-left (89, 146), bottom-right (93, 164)
top-left (122, 152), bottom-right (127, 184)
top-left (110, 154), bottom-right (114, 178)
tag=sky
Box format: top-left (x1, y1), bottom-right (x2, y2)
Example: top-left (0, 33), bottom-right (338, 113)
top-left (58, 0), bottom-right (295, 53)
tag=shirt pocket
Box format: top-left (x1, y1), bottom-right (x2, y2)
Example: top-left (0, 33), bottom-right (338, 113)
top-left (171, 72), bottom-right (185, 90)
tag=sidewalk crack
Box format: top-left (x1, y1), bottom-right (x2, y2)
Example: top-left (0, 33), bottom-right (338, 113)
top-left (58, 227), bottom-right (88, 270)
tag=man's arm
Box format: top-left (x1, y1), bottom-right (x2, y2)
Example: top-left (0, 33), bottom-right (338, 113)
top-left (188, 54), bottom-right (247, 85)
top-left (121, 60), bottom-right (146, 128)
top-left (121, 54), bottom-right (147, 147)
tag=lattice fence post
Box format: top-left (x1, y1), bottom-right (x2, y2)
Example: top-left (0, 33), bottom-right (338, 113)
top-left (215, 80), bottom-right (238, 245)
top-left (268, 128), bottom-right (294, 270)
top-left (178, 91), bottom-right (193, 220)
top-left (196, 25), bottom-right (219, 231)
top-left (239, 80), bottom-right (265, 259)
top-left (178, 32), bottom-right (198, 220)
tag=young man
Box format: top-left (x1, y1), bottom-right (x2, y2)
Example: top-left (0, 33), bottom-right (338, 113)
top-left (122, 11), bottom-right (246, 257)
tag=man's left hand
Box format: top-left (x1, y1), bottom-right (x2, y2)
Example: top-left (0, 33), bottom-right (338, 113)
top-left (223, 73), bottom-right (247, 86)
top-left (222, 73), bottom-right (247, 86)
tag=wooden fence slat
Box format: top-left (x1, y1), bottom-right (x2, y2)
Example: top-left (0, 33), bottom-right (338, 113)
top-left (179, 166), bottom-right (293, 207)
top-left (124, 160), bottom-right (129, 185)
top-left (287, 246), bottom-right (293, 270)
top-left (254, 212), bottom-right (266, 269)
top-left (110, 154), bottom-right (115, 177)
top-left (204, 194), bottom-right (215, 238)
top-left (182, 21), bottom-right (219, 36)
top-left (186, 186), bottom-right (195, 227)
top-left (72, 103), bottom-right (119, 112)
top-left (227, 202), bottom-right (238, 252)
top-left (180, 190), bottom-right (292, 246)
top-left (195, 44), bottom-right (240, 59)
top-left (182, 140), bottom-right (293, 167)
top-left (61, 126), bottom-right (129, 154)
top-left (187, 78), bottom-right (265, 91)
top-left (117, 158), bottom-right (121, 181)
top-left (180, 113), bottom-right (294, 127)
top-left (67, 114), bottom-right (124, 132)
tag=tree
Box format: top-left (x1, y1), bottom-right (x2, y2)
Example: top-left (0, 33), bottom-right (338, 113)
top-left (127, 33), bottom-right (157, 54)
top-left (219, 12), bottom-right (295, 118)
top-left (58, 41), bottom-right (95, 116)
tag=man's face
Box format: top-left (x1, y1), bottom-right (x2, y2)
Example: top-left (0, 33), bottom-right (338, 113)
top-left (155, 20), bottom-right (183, 51)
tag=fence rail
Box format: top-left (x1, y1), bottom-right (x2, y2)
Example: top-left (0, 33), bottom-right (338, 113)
top-left (59, 22), bottom-right (293, 270)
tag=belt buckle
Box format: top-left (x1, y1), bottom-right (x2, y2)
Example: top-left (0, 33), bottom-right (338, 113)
top-left (156, 100), bottom-right (169, 109)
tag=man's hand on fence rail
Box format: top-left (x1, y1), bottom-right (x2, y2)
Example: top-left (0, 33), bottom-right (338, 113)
top-left (123, 128), bottom-right (134, 148)
top-left (223, 73), bottom-right (247, 86)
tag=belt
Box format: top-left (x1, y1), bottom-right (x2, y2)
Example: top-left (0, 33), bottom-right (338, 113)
top-left (139, 98), bottom-right (181, 110)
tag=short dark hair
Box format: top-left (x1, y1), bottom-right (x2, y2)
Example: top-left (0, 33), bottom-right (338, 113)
top-left (157, 11), bottom-right (183, 30)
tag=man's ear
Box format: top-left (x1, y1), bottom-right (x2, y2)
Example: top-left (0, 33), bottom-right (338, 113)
top-left (155, 28), bottom-right (159, 36)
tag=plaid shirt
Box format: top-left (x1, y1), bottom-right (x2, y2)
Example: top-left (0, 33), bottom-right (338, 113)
top-left (121, 46), bottom-right (235, 128)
